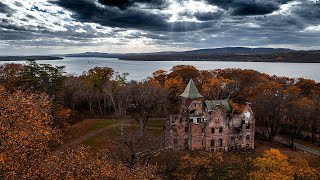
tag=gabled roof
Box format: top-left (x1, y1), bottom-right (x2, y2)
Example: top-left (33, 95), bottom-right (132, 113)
top-left (205, 99), bottom-right (231, 113)
top-left (180, 79), bottom-right (203, 99)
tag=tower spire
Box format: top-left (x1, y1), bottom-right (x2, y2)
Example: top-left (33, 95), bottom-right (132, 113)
top-left (180, 79), bottom-right (203, 99)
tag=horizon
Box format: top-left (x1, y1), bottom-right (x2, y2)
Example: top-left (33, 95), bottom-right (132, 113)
top-left (1, 0), bottom-right (320, 55)
top-left (0, 46), bottom-right (317, 57)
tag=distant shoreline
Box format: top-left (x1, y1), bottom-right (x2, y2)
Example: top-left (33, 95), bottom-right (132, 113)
top-left (118, 58), bottom-right (320, 63)
top-left (0, 56), bottom-right (63, 61)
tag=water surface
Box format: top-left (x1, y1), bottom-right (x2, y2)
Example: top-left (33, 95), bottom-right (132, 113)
top-left (1, 57), bottom-right (319, 82)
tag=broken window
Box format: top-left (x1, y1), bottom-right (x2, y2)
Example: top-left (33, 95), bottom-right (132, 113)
top-left (184, 139), bottom-right (189, 149)
top-left (211, 140), bottom-right (215, 147)
top-left (219, 127), bottom-right (223, 134)
top-left (211, 128), bottom-right (215, 134)
top-left (197, 118), bottom-right (202, 123)
top-left (231, 137), bottom-right (235, 144)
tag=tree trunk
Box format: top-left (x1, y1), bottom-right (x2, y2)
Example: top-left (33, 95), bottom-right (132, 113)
top-left (311, 125), bottom-right (316, 144)
top-left (290, 136), bottom-right (295, 149)
top-left (139, 118), bottom-right (146, 136)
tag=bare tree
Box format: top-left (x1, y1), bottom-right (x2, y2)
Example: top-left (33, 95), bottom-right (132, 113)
top-left (128, 81), bottom-right (168, 136)
top-left (107, 127), bottom-right (166, 168)
top-left (252, 89), bottom-right (286, 142)
top-left (285, 97), bottom-right (313, 149)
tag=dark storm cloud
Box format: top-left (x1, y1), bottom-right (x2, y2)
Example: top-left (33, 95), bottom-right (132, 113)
top-left (53, 0), bottom-right (220, 32)
top-left (206, 0), bottom-right (293, 16)
top-left (194, 10), bottom-right (224, 21)
top-left (1, 0), bottom-right (320, 54)
top-left (98, 0), bottom-right (167, 9)
top-left (0, 2), bottom-right (13, 14)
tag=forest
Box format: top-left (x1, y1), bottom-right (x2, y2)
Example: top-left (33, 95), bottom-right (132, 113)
top-left (0, 60), bottom-right (319, 179)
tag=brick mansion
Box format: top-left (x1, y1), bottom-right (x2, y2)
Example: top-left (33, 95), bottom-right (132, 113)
top-left (164, 79), bottom-right (255, 152)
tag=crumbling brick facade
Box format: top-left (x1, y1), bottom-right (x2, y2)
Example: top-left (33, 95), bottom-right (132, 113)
top-left (165, 80), bottom-right (255, 152)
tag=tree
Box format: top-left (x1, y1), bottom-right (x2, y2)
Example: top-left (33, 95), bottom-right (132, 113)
top-left (174, 151), bottom-right (223, 179)
top-left (285, 97), bottom-right (313, 149)
top-left (169, 65), bottom-right (199, 84)
top-left (252, 82), bottom-right (286, 142)
top-left (0, 86), bottom-right (60, 179)
top-left (128, 81), bottom-right (168, 135)
top-left (202, 77), bottom-right (239, 100)
top-left (0, 63), bottom-right (23, 91)
top-left (18, 60), bottom-right (66, 99)
top-left (250, 149), bottom-right (319, 180)
top-left (249, 149), bottom-right (294, 180)
top-left (108, 127), bottom-right (165, 169)
top-left (81, 67), bottom-right (114, 116)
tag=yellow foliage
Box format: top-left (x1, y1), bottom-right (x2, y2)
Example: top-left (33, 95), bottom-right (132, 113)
top-left (250, 149), bottom-right (294, 180)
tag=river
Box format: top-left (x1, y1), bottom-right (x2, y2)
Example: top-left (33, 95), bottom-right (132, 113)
top-left (1, 57), bottom-right (319, 82)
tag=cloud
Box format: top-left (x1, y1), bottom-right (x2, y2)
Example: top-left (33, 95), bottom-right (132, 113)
top-left (0, 0), bottom-right (320, 55)
top-left (206, 0), bottom-right (294, 16)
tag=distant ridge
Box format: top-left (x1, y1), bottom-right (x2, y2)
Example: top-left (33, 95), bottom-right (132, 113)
top-left (64, 47), bottom-right (294, 57)
top-left (180, 47), bottom-right (294, 55)
top-left (0, 56), bottom-right (63, 61)
top-left (61, 47), bottom-right (320, 63)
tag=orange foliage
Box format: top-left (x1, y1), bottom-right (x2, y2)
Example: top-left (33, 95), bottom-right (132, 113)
top-left (0, 86), bottom-right (61, 179)
top-left (250, 149), bottom-right (294, 180)
top-left (174, 151), bottom-right (223, 179)
top-left (250, 149), bottom-right (319, 180)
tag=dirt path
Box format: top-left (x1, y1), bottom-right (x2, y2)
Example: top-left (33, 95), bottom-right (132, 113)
top-left (54, 121), bottom-right (162, 152)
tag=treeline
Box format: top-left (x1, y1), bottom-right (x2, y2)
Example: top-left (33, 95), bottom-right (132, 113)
top-left (0, 61), bottom-right (319, 179)
top-left (0, 61), bottom-right (319, 145)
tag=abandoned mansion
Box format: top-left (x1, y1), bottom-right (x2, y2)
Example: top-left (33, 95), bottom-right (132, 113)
top-left (165, 79), bottom-right (255, 152)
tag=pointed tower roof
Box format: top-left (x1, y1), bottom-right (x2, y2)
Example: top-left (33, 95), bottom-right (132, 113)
top-left (180, 79), bottom-right (203, 99)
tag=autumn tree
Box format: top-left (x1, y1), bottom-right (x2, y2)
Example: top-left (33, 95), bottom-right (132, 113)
top-left (250, 149), bottom-right (319, 180)
top-left (0, 86), bottom-right (60, 179)
top-left (202, 77), bottom-right (239, 100)
top-left (81, 67), bottom-right (114, 115)
top-left (249, 149), bottom-right (294, 180)
top-left (0, 63), bottom-right (23, 91)
top-left (169, 65), bottom-right (199, 84)
top-left (174, 151), bottom-right (223, 179)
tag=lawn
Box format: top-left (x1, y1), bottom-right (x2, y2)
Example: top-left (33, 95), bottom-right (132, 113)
top-left (63, 119), bottom-right (116, 144)
top-left (146, 118), bottom-right (166, 128)
top-left (89, 119), bottom-right (115, 131)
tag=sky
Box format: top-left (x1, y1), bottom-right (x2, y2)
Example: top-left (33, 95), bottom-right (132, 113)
top-left (0, 0), bottom-right (320, 55)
